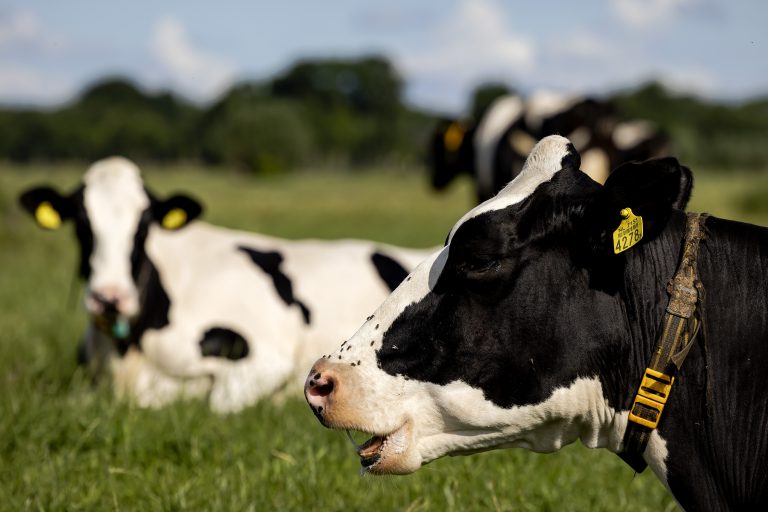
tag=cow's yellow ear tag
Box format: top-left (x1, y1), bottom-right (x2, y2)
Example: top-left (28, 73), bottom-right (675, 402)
top-left (613, 208), bottom-right (643, 254)
top-left (162, 208), bottom-right (187, 230)
top-left (35, 201), bottom-right (62, 230)
top-left (443, 122), bottom-right (466, 153)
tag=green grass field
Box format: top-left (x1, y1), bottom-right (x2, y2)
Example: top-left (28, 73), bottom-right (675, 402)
top-left (2, 163), bottom-right (767, 511)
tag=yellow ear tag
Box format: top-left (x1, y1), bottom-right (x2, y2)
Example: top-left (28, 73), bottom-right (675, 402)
top-left (35, 202), bottom-right (62, 230)
top-left (162, 208), bottom-right (187, 230)
top-left (443, 122), bottom-right (466, 153)
top-left (613, 208), bottom-right (643, 254)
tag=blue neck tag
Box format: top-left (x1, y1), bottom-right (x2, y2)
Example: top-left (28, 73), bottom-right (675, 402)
top-left (112, 318), bottom-right (130, 340)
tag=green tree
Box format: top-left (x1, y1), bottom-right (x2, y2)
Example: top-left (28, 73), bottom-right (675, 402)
top-left (200, 85), bottom-right (314, 172)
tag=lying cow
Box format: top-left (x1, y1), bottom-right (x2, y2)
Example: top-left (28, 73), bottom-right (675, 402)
top-left (20, 157), bottom-right (429, 413)
top-left (431, 92), bottom-right (671, 202)
top-left (306, 136), bottom-right (768, 510)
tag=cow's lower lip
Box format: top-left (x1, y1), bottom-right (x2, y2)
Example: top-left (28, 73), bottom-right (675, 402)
top-left (354, 422), bottom-right (409, 471)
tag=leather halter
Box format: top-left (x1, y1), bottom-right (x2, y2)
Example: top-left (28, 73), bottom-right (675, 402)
top-left (619, 212), bottom-right (708, 473)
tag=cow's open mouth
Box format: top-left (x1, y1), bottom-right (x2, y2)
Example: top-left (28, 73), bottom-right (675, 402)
top-left (347, 422), bottom-right (410, 471)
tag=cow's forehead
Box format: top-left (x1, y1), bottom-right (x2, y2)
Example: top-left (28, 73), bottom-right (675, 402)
top-left (381, 135), bottom-right (575, 313)
top-left (447, 135), bottom-right (574, 243)
top-left (82, 157), bottom-right (149, 216)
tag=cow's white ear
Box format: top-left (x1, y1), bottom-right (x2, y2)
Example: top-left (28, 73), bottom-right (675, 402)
top-left (154, 194), bottom-right (203, 230)
top-left (18, 186), bottom-right (73, 231)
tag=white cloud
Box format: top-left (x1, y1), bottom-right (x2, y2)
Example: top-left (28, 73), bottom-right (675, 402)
top-left (0, 11), bottom-right (74, 105)
top-left (405, 0), bottom-right (533, 75)
top-left (0, 10), bottom-right (68, 53)
top-left (612, 0), bottom-right (697, 28)
top-left (551, 32), bottom-right (617, 60)
top-left (151, 17), bottom-right (235, 102)
top-left (0, 10), bottom-right (38, 47)
top-left (395, 0), bottom-right (534, 111)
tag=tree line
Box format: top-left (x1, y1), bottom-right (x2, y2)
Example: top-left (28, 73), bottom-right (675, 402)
top-left (0, 55), bottom-right (766, 172)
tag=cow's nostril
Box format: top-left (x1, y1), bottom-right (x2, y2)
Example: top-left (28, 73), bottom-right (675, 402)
top-left (305, 369), bottom-right (337, 417)
top-left (307, 374), bottom-right (335, 398)
top-left (91, 291), bottom-right (121, 312)
top-left (309, 380), bottom-right (334, 398)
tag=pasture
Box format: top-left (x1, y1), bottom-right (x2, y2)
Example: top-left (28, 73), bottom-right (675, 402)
top-left (1, 163), bottom-right (766, 511)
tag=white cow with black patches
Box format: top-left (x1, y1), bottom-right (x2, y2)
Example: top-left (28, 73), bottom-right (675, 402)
top-left (306, 136), bottom-right (768, 509)
top-left (20, 157), bottom-right (430, 413)
top-left (431, 92), bottom-right (672, 203)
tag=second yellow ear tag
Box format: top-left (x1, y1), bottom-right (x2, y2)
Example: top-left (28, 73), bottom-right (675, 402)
top-left (613, 208), bottom-right (643, 254)
top-left (162, 208), bottom-right (187, 230)
top-left (35, 201), bottom-right (62, 230)
top-left (443, 122), bottom-right (465, 153)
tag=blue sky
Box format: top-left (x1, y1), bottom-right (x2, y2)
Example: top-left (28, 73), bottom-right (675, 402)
top-left (1, 0), bottom-right (766, 113)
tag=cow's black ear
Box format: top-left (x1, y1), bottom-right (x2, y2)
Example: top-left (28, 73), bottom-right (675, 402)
top-left (18, 186), bottom-right (74, 230)
top-left (593, 157), bottom-right (692, 254)
top-left (153, 194), bottom-right (203, 230)
top-left (431, 119), bottom-right (470, 190)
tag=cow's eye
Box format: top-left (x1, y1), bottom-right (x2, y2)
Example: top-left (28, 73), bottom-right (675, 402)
top-left (459, 257), bottom-right (498, 275)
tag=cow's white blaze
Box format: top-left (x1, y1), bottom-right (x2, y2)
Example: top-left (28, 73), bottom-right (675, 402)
top-left (82, 157), bottom-right (149, 317)
top-left (449, 134), bottom-right (574, 242)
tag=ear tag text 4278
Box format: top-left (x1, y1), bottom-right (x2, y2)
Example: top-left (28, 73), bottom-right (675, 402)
top-left (613, 208), bottom-right (643, 254)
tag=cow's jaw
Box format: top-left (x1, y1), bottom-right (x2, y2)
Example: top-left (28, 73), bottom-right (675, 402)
top-left (310, 347), bottom-right (628, 475)
top-left (351, 420), bottom-right (415, 473)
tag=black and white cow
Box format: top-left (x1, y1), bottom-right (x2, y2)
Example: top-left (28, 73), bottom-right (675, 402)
top-left (431, 92), bottom-right (671, 202)
top-left (20, 157), bottom-right (430, 413)
top-left (306, 136), bottom-right (768, 510)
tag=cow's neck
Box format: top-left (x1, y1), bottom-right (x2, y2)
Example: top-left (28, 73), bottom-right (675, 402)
top-left (646, 215), bottom-right (768, 510)
top-left (563, 213), bottom-right (689, 487)
top-left (600, 212), bottom-right (768, 509)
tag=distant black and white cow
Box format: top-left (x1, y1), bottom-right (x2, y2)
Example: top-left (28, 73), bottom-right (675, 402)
top-left (20, 157), bottom-right (430, 413)
top-left (431, 92), bottom-right (671, 202)
top-left (306, 136), bottom-right (768, 509)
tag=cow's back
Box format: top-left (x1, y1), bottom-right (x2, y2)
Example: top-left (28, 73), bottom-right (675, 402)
top-left (274, 239), bottom-right (432, 370)
top-left (143, 221), bottom-right (432, 402)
